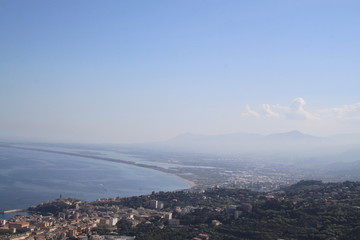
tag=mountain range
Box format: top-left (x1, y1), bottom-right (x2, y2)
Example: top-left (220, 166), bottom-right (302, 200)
top-left (134, 131), bottom-right (360, 160)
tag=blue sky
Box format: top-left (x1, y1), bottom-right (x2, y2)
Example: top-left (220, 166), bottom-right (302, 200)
top-left (1, 0), bottom-right (360, 143)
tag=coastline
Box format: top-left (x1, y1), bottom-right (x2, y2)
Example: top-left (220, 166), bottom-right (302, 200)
top-left (2, 143), bottom-right (197, 191)
top-left (0, 144), bottom-right (197, 219)
top-left (108, 160), bottom-right (198, 189)
top-left (102, 161), bottom-right (197, 190)
top-left (147, 168), bottom-right (197, 189)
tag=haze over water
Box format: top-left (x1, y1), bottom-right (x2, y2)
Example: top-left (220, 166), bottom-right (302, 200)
top-left (0, 146), bottom-right (189, 216)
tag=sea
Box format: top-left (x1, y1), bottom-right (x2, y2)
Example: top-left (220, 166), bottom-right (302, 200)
top-left (0, 145), bottom-right (190, 220)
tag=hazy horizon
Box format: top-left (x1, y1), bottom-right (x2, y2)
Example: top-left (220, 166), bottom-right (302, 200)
top-left (1, 1), bottom-right (360, 144)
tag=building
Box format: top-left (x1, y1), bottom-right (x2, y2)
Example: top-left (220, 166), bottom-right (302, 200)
top-left (109, 217), bottom-right (118, 226)
top-left (0, 219), bottom-right (7, 226)
top-left (150, 200), bottom-right (158, 209)
top-left (8, 221), bottom-right (30, 229)
top-left (211, 220), bottom-right (221, 226)
top-left (99, 218), bottom-right (111, 225)
top-left (164, 212), bottom-right (172, 221)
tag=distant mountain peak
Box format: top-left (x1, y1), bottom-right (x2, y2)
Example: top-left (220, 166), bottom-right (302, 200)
top-left (271, 130), bottom-right (302, 135)
top-left (266, 130), bottom-right (318, 139)
top-left (287, 130), bottom-right (302, 134)
top-left (168, 132), bottom-right (263, 142)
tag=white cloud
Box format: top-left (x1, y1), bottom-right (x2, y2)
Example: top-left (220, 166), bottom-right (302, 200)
top-left (243, 105), bottom-right (261, 118)
top-left (262, 104), bottom-right (280, 118)
top-left (241, 99), bottom-right (360, 136)
top-left (243, 98), bottom-right (360, 123)
top-left (244, 97), bottom-right (319, 120)
top-left (287, 97), bottom-right (320, 120)
top-left (320, 102), bottom-right (360, 121)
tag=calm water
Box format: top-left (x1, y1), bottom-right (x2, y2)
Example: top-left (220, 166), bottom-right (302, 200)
top-left (0, 146), bottom-right (189, 218)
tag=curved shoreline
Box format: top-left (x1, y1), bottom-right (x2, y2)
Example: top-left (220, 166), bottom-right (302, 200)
top-left (148, 168), bottom-right (196, 189)
top-left (2, 144), bottom-right (197, 190)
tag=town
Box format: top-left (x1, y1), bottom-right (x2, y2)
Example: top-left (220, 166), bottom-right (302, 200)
top-left (1, 180), bottom-right (360, 240)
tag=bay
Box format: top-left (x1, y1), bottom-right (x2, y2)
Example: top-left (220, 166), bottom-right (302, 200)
top-left (0, 146), bottom-right (189, 219)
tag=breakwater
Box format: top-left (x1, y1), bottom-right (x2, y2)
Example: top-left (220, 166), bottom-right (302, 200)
top-left (1, 209), bottom-right (26, 214)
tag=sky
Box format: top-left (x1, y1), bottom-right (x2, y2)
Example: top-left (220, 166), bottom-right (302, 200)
top-left (0, 0), bottom-right (360, 143)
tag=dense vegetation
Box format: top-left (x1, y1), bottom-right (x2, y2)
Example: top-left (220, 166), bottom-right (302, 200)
top-left (96, 181), bottom-right (360, 240)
